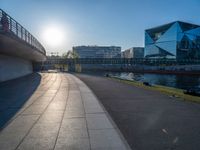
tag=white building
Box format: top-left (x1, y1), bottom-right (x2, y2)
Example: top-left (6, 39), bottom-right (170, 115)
top-left (121, 47), bottom-right (144, 58)
top-left (73, 46), bottom-right (121, 58)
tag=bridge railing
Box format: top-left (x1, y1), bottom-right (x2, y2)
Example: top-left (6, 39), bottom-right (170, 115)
top-left (0, 9), bottom-right (45, 55)
top-left (41, 58), bottom-right (200, 66)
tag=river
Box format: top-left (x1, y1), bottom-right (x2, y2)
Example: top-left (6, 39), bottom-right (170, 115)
top-left (81, 71), bottom-right (200, 90)
top-left (105, 72), bottom-right (200, 90)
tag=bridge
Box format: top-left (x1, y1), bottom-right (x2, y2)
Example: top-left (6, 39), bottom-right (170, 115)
top-left (34, 57), bottom-right (200, 72)
top-left (0, 9), bottom-right (46, 82)
top-left (40, 58), bottom-right (200, 65)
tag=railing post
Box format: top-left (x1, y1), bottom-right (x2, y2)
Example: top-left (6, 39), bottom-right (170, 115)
top-left (26, 31), bottom-right (28, 42)
top-left (21, 27), bottom-right (23, 39)
top-left (9, 17), bottom-right (12, 32)
top-left (28, 33), bottom-right (31, 44)
top-left (31, 36), bottom-right (33, 46)
top-left (16, 22), bottom-right (18, 36)
top-left (25, 30), bottom-right (27, 42)
top-left (27, 33), bottom-right (29, 43)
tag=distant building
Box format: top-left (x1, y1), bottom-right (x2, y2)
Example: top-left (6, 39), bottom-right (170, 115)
top-left (72, 46), bottom-right (121, 58)
top-left (145, 21), bottom-right (200, 59)
top-left (121, 47), bottom-right (144, 58)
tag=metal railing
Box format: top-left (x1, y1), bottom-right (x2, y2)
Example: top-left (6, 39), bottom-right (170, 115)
top-left (0, 9), bottom-right (45, 54)
top-left (41, 58), bottom-right (200, 66)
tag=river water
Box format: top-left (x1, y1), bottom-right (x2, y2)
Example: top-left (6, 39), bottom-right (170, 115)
top-left (103, 72), bottom-right (200, 90)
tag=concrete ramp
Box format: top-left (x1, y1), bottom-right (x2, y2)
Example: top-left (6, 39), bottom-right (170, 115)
top-left (0, 9), bottom-right (46, 82)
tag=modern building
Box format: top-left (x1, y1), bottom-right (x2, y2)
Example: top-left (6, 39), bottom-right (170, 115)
top-left (72, 46), bottom-right (121, 58)
top-left (145, 21), bottom-right (200, 60)
top-left (121, 47), bottom-right (144, 58)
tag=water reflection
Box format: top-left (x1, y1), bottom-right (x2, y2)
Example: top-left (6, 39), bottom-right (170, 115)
top-left (109, 72), bottom-right (200, 90)
top-left (175, 75), bottom-right (200, 89)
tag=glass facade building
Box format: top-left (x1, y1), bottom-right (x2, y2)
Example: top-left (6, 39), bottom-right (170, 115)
top-left (72, 46), bottom-right (121, 58)
top-left (145, 21), bottom-right (200, 60)
top-left (121, 47), bottom-right (144, 58)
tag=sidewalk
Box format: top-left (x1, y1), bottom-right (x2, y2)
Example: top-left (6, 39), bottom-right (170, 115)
top-left (0, 73), bottom-right (130, 150)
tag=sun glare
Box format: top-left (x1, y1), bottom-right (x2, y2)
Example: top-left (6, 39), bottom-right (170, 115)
top-left (42, 25), bottom-right (65, 47)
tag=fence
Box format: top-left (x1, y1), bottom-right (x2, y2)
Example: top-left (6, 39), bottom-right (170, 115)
top-left (41, 58), bottom-right (200, 66)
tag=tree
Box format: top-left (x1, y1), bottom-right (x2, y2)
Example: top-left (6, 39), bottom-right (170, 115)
top-left (62, 50), bottom-right (79, 59)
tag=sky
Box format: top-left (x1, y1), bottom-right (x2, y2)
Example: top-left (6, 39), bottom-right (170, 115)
top-left (1, 0), bottom-right (200, 55)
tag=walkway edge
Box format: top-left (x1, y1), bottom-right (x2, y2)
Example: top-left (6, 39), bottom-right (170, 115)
top-left (73, 74), bottom-right (133, 150)
top-left (95, 93), bottom-right (133, 150)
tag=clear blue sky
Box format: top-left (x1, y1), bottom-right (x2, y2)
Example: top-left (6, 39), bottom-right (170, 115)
top-left (1, 0), bottom-right (200, 54)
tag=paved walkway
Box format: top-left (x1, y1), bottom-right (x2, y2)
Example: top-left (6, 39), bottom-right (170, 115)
top-left (0, 73), bottom-right (130, 150)
top-left (75, 73), bottom-right (200, 150)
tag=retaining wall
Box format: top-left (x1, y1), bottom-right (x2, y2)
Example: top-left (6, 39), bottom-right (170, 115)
top-left (0, 54), bottom-right (32, 82)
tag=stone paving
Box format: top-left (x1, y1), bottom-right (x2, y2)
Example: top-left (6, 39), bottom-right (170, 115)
top-left (0, 73), bottom-right (130, 150)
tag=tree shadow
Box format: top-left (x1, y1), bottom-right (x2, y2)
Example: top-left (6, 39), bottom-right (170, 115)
top-left (0, 73), bottom-right (41, 129)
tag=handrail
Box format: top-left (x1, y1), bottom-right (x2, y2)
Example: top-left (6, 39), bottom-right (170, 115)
top-left (0, 9), bottom-right (46, 55)
top-left (43, 57), bottom-right (200, 65)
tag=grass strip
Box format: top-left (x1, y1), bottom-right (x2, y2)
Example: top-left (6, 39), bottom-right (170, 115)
top-left (109, 76), bottom-right (200, 104)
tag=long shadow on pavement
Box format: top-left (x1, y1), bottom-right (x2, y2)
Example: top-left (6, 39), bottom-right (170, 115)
top-left (0, 73), bottom-right (41, 129)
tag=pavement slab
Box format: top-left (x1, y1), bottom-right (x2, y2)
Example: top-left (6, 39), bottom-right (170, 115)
top-left (0, 73), bottom-right (130, 150)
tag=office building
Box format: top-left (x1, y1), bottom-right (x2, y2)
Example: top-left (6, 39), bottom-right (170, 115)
top-left (121, 47), bottom-right (144, 58)
top-left (145, 21), bottom-right (200, 59)
top-left (72, 46), bottom-right (121, 58)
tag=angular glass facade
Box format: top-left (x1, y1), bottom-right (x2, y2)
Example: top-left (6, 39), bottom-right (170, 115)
top-left (145, 21), bottom-right (200, 60)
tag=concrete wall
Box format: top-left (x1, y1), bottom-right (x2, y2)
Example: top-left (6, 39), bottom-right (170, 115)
top-left (0, 54), bottom-right (32, 82)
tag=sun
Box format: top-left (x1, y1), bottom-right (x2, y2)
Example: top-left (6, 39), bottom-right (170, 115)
top-left (42, 25), bottom-right (64, 47)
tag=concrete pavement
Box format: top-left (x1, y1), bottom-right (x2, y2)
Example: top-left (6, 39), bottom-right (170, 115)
top-left (0, 73), bottom-right (130, 150)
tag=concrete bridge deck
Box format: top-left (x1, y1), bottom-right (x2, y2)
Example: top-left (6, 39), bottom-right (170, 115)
top-left (0, 73), bottom-right (129, 150)
top-left (0, 9), bottom-right (46, 82)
